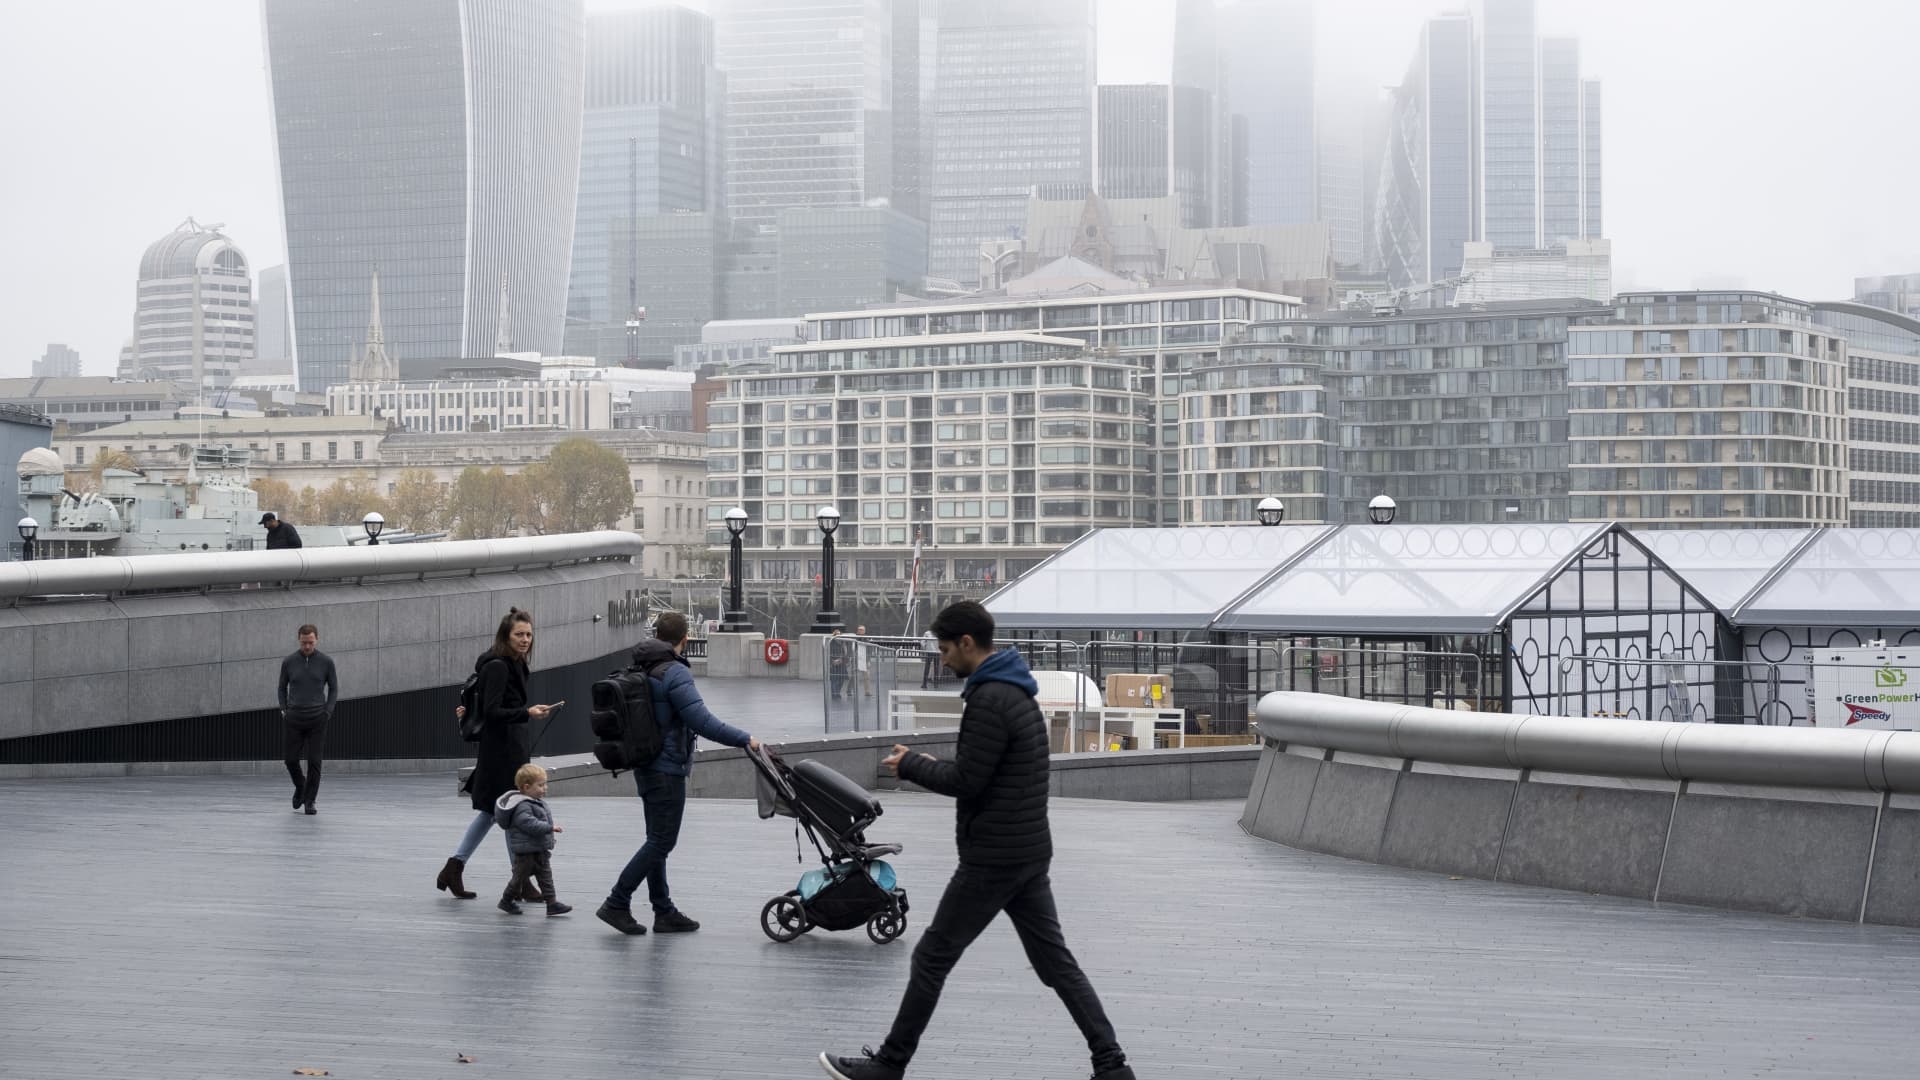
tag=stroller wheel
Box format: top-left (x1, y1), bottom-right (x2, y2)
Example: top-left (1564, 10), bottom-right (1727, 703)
top-left (761, 894), bottom-right (810, 943)
top-left (866, 908), bottom-right (906, 945)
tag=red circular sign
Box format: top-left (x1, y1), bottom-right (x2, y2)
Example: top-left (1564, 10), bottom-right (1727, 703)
top-left (764, 638), bottom-right (789, 665)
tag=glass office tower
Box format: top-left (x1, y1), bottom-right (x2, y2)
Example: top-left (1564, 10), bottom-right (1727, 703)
top-left (264, 0), bottom-right (585, 391)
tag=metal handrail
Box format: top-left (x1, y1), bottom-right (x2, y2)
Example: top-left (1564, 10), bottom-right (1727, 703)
top-left (1255, 691), bottom-right (1920, 794)
top-left (1276, 644), bottom-right (1487, 711)
top-left (0, 530), bottom-right (645, 601)
top-left (1556, 653), bottom-right (1785, 724)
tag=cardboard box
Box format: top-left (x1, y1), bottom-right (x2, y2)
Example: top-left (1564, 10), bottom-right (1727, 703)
top-left (1104, 673), bottom-right (1172, 708)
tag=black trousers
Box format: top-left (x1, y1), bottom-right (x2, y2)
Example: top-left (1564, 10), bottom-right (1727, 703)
top-left (282, 707), bottom-right (328, 805)
top-left (880, 861), bottom-right (1126, 1073)
top-left (506, 851), bottom-right (557, 905)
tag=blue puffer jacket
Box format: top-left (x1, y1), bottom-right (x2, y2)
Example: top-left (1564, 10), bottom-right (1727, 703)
top-left (630, 638), bottom-right (752, 776)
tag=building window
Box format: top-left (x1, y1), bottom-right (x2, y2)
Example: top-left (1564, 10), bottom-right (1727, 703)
top-left (353, 441), bottom-right (364, 461)
top-left (327, 442), bottom-right (338, 462)
top-left (636, 508), bottom-right (645, 530)
top-left (301, 442), bottom-right (311, 462)
top-left (74, 445), bottom-right (85, 465)
top-left (276, 443), bottom-right (285, 462)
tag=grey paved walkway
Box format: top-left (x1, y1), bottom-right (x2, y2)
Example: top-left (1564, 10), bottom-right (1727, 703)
top-left (6, 773), bottom-right (1920, 1079)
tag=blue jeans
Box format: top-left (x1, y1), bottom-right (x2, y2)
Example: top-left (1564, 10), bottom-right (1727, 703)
top-left (453, 809), bottom-right (506, 864)
top-left (606, 771), bottom-right (687, 914)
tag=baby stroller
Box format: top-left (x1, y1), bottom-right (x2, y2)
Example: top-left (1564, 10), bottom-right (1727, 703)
top-left (748, 744), bottom-right (910, 945)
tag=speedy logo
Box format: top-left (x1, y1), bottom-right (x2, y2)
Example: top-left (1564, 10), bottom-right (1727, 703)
top-left (1845, 702), bottom-right (1892, 726)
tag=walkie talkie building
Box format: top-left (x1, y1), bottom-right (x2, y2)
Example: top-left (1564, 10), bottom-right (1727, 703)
top-left (263, 0), bottom-right (586, 392)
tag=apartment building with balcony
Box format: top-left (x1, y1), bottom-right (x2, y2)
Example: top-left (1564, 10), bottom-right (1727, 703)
top-left (703, 287), bottom-right (1301, 583)
top-left (1179, 299), bottom-right (1594, 526)
top-left (1813, 301), bottom-right (1920, 528)
top-left (1568, 293), bottom-right (1849, 528)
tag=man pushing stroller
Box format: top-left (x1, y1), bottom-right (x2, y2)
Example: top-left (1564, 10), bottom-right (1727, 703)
top-left (819, 600), bottom-right (1137, 1080)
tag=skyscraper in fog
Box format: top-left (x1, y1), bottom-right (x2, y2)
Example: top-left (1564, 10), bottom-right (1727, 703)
top-left (1478, 0), bottom-right (1601, 251)
top-left (713, 0), bottom-right (924, 227)
top-left (1478, 0), bottom-right (1537, 250)
top-left (34, 345), bottom-right (80, 379)
top-left (569, 6), bottom-right (721, 363)
top-left (1098, 85), bottom-right (1170, 201)
top-left (1171, 0), bottom-right (1233, 227)
top-left (253, 265), bottom-right (292, 376)
top-left (1375, 14), bottom-right (1476, 289)
top-left (929, 0), bottom-right (1095, 285)
top-left (263, 0), bottom-right (586, 391)
top-left (1224, 0), bottom-right (1315, 226)
top-left (1316, 84), bottom-right (1385, 270)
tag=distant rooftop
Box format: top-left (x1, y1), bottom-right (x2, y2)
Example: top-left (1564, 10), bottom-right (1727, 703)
top-left (74, 415), bottom-right (390, 439)
top-left (806, 283), bottom-right (1303, 321)
top-left (0, 376), bottom-right (188, 400)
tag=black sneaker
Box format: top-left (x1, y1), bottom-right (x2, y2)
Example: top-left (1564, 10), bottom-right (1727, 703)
top-left (303, 803), bottom-right (317, 815)
top-left (292, 792), bottom-right (303, 809)
top-left (1091, 1068), bottom-right (1137, 1080)
top-left (498, 897), bottom-right (523, 915)
top-left (653, 909), bottom-right (701, 933)
top-left (819, 1048), bottom-right (903, 1080)
top-left (595, 903), bottom-right (646, 935)
top-left (546, 902), bottom-right (573, 917)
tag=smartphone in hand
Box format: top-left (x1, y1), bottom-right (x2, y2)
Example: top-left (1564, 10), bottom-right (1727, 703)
top-left (550, 700), bottom-right (566, 710)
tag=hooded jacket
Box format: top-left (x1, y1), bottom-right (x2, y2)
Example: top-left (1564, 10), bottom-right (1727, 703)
top-left (494, 790), bottom-right (556, 856)
top-left (897, 646), bottom-right (1051, 866)
top-left (629, 638), bottom-right (752, 777)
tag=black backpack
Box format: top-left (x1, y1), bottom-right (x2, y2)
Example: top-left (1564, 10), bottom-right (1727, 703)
top-left (456, 658), bottom-right (504, 742)
top-left (590, 659), bottom-right (676, 774)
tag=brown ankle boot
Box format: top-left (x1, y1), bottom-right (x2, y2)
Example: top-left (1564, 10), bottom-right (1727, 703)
top-left (437, 857), bottom-right (477, 900)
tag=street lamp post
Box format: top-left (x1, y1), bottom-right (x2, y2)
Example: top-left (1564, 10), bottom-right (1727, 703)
top-left (17, 516), bottom-right (39, 562)
top-left (720, 506), bottom-right (752, 632)
top-left (362, 511), bottom-right (385, 546)
top-left (1255, 497), bottom-right (1285, 527)
top-left (810, 505), bottom-right (844, 634)
top-left (1368, 494), bottom-right (1398, 525)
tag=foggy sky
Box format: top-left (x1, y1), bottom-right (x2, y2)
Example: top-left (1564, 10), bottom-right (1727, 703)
top-left (1, 0), bottom-right (1916, 380)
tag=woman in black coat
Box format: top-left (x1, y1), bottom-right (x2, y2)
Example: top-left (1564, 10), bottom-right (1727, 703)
top-left (435, 608), bottom-right (556, 899)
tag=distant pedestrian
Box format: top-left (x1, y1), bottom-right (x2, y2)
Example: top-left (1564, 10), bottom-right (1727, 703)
top-left (855, 624), bottom-right (872, 699)
top-left (259, 512), bottom-right (302, 550)
top-left (438, 608), bottom-right (559, 902)
top-left (277, 624), bottom-right (336, 815)
top-left (919, 629), bottom-right (938, 689)
top-left (829, 628), bottom-right (849, 701)
top-left (820, 600), bottom-right (1134, 1080)
top-left (494, 764), bottom-right (570, 917)
top-left (595, 611), bottom-right (760, 936)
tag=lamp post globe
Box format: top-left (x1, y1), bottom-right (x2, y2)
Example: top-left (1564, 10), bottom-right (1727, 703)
top-left (810, 505), bottom-right (844, 633)
top-left (17, 516), bottom-right (38, 562)
top-left (362, 511), bottom-right (385, 545)
top-left (1255, 497), bottom-right (1285, 527)
top-left (720, 507), bottom-right (753, 632)
top-left (1368, 494), bottom-right (1398, 525)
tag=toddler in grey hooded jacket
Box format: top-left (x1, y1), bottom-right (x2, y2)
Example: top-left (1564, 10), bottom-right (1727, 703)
top-left (495, 790), bottom-right (557, 855)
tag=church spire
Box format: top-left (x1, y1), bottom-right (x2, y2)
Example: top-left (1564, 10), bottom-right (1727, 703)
top-left (352, 265), bottom-right (396, 383)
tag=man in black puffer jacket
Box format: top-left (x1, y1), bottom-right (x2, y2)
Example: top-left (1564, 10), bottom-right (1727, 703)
top-left (820, 601), bottom-right (1134, 1080)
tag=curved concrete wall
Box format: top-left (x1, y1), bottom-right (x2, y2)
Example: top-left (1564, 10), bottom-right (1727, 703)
top-left (1242, 692), bottom-right (1920, 928)
top-left (0, 533), bottom-right (647, 743)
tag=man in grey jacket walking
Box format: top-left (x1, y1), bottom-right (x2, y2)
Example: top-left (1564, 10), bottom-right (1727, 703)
top-left (277, 624), bottom-right (337, 814)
